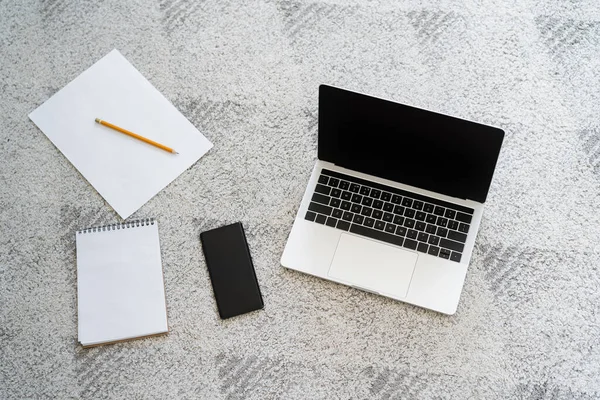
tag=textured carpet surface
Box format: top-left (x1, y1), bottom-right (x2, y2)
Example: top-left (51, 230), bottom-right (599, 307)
top-left (2, 0), bottom-right (600, 399)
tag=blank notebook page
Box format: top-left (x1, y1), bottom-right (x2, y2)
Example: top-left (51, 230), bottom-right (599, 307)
top-left (76, 221), bottom-right (168, 347)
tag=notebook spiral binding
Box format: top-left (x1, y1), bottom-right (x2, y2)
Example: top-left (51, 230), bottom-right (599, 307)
top-left (77, 218), bottom-right (155, 234)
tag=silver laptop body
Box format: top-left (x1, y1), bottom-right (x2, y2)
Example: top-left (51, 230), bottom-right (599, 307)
top-left (281, 85), bottom-right (504, 315)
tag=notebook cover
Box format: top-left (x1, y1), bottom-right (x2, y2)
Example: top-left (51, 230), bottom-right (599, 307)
top-left (76, 220), bottom-right (168, 347)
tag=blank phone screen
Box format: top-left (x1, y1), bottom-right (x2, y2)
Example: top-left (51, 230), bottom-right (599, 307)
top-left (200, 222), bottom-right (264, 319)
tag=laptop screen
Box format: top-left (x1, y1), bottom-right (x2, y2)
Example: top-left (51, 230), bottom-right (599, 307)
top-left (317, 85), bottom-right (504, 203)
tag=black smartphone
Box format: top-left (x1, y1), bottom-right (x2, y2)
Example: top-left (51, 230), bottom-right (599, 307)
top-left (200, 222), bottom-right (263, 319)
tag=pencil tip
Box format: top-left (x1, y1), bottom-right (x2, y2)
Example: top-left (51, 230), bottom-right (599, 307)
top-left (174, 151), bottom-right (179, 155)
top-left (94, 118), bottom-right (101, 123)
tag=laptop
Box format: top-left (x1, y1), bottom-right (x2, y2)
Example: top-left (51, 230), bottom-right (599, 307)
top-left (281, 85), bottom-right (504, 314)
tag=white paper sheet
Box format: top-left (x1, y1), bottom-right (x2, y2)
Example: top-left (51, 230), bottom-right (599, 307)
top-left (29, 49), bottom-right (213, 219)
top-left (76, 221), bottom-right (168, 347)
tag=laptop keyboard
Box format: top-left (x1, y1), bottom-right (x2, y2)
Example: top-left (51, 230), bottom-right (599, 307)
top-left (304, 169), bottom-right (474, 263)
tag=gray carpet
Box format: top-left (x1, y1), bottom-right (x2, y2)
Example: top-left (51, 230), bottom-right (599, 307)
top-left (1, 0), bottom-right (600, 398)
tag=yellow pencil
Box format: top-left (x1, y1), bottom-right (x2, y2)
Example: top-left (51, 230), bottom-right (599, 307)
top-left (95, 118), bottom-right (178, 154)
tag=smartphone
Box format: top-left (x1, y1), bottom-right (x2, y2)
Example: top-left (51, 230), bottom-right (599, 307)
top-left (200, 222), bottom-right (263, 319)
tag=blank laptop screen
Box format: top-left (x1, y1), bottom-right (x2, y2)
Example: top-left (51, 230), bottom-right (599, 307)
top-left (317, 85), bottom-right (505, 203)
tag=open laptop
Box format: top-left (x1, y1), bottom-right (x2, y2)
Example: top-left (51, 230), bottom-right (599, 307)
top-left (281, 85), bottom-right (504, 314)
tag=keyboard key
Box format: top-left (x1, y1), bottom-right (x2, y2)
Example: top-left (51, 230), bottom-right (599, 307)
top-left (439, 248), bottom-right (451, 259)
top-left (459, 223), bottom-right (469, 233)
top-left (391, 195), bottom-right (402, 204)
top-left (396, 226), bottom-right (407, 236)
top-left (394, 205), bottom-right (405, 215)
top-left (447, 230), bottom-right (467, 243)
top-left (309, 202), bottom-right (332, 216)
top-left (360, 186), bottom-right (370, 195)
top-left (341, 191), bottom-right (352, 200)
top-left (332, 209), bottom-right (343, 218)
top-left (450, 252), bottom-right (462, 262)
top-left (342, 211), bottom-right (354, 222)
top-left (403, 239), bottom-right (417, 250)
top-left (417, 242), bottom-right (428, 253)
top-left (436, 217), bottom-right (448, 227)
top-left (330, 188), bottom-right (341, 198)
top-left (434, 206), bottom-right (445, 216)
top-left (318, 175), bottom-right (328, 184)
top-left (445, 209), bottom-right (456, 219)
top-left (305, 211), bottom-right (316, 221)
top-left (339, 181), bottom-right (350, 190)
top-left (404, 219), bottom-right (415, 228)
top-left (370, 189), bottom-right (381, 199)
top-left (350, 224), bottom-right (403, 247)
top-left (385, 223), bottom-right (396, 233)
top-left (362, 197), bottom-right (373, 207)
top-left (353, 214), bottom-right (364, 224)
top-left (383, 202), bottom-right (394, 212)
top-left (315, 214), bottom-right (327, 224)
top-left (330, 198), bottom-right (341, 208)
top-left (361, 207), bottom-right (373, 217)
top-left (437, 227), bottom-right (448, 237)
top-left (456, 212), bottom-right (473, 223)
top-left (364, 217), bottom-right (375, 227)
top-left (341, 201), bottom-right (351, 210)
top-left (351, 194), bottom-right (362, 203)
top-left (405, 209), bottom-right (415, 218)
top-left (423, 203), bottom-right (434, 213)
top-left (402, 198), bottom-right (413, 207)
top-left (326, 217), bottom-right (337, 227)
top-left (373, 210), bottom-right (383, 219)
top-left (428, 246), bottom-right (440, 256)
top-left (415, 221), bottom-right (426, 231)
top-left (448, 220), bottom-right (459, 230)
top-left (428, 235), bottom-right (440, 246)
top-left (393, 215), bottom-right (404, 225)
top-left (312, 192), bottom-right (330, 205)
top-left (381, 192), bottom-right (391, 202)
top-left (349, 184), bottom-right (360, 193)
top-left (407, 229), bottom-right (418, 239)
top-left (415, 211), bottom-right (426, 221)
top-left (373, 200), bottom-right (384, 209)
top-left (425, 224), bottom-right (436, 234)
top-left (374, 220), bottom-right (385, 230)
top-left (315, 184), bottom-right (331, 195)
top-left (412, 200), bottom-right (423, 210)
top-left (383, 212), bottom-right (393, 222)
top-left (426, 214), bottom-right (437, 223)
top-left (418, 232), bottom-right (428, 242)
top-left (328, 178), bottom-right (339, 187)
top-left (440, 238), bottom-right (464, 253)
top-left (337, 220), bottom-right (351, 231)
top-left (351, 204), bottom-right (362, 213)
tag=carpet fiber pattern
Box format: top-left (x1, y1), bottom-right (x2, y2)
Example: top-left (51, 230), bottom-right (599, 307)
top-left (1, 0), bottom-right (600, 399)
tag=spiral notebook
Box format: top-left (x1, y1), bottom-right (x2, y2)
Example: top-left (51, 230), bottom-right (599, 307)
top-left (76, 219), bottom-right (168, 347)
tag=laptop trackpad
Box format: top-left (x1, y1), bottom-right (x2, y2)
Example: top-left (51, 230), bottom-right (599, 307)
top-left (328, 233), bottom-right (418, 299)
